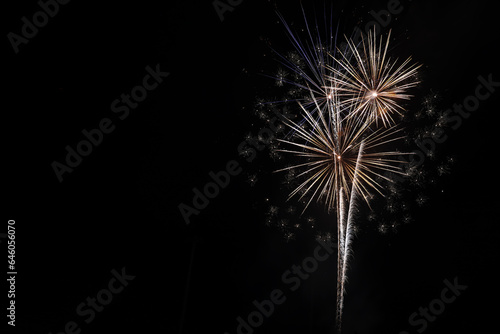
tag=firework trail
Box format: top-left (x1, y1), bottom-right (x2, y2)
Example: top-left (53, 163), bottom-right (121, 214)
top-left (338, 139), bottom-right (363, 330)
top-left (268, 9), bottom-right (420, 333)
top-left (276, 90), bottom-right (407, 332)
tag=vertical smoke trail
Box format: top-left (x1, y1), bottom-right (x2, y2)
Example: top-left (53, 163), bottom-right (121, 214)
top-left (336, 140), bottom-right (364, 333)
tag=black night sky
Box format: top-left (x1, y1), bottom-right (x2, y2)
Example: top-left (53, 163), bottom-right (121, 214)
top-left (4, 0), bottom-right (500, 334)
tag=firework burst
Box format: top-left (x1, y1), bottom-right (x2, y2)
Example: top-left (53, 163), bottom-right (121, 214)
top-left (270, 17), bottom-right (420, 333)
top-left (327, 30), bottom-right (421, 127)
top-left (276, 95), bottom-right (406, 214)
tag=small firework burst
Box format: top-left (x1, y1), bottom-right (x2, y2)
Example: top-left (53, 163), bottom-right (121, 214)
top-left (278, 218), bottom-right (289, 230)
top-left (315, 231), bottom-right (333, 243)
top-left (437, 164), bottom-right (450, 176)
top-left (388, 183), bottom-right (402, 199)
top-left (389, 220), bottom-right (400, 232)
top-left (268, 205), bottom-right (279, 216)
top-left (269, 149), bottom-right (283, 161)
top-left (255, 108), bottom-right (269, 121)
top-left (264, 216), bottom-right (273, 227)
top-left (246, 173), bottom-right (258, 187)
top-left (402, 214), bottom-right (412, 224)
top-left (385, 200), bottom-right (398, 213)
top-left (238, 146), bottom-right (254, 160)
top-left (367, 211), bottom-right (377, 222)
top-left (410, 169), bottom-right (427, 187)
top-left (275, 68), bottom-right (287, 87)
top-left (377, 222), bottom-right (389, 234)
top-left (254, 98), bottom-right (266, 111)
top-left (435, 111), bottom-right (449, 128)
top-left (284, 231), bottom-right (296, 242)
top-left (416, 194), bottom-right (428, 206)
top-left (306, 216), bottom-right (316, 227)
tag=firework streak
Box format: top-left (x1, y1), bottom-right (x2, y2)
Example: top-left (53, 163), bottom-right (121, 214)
top-left (271, 11), bottom-right (420, 333)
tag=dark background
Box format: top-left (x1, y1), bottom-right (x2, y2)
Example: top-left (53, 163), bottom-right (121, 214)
top-left (4, 0), bottom-right (500, 333)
